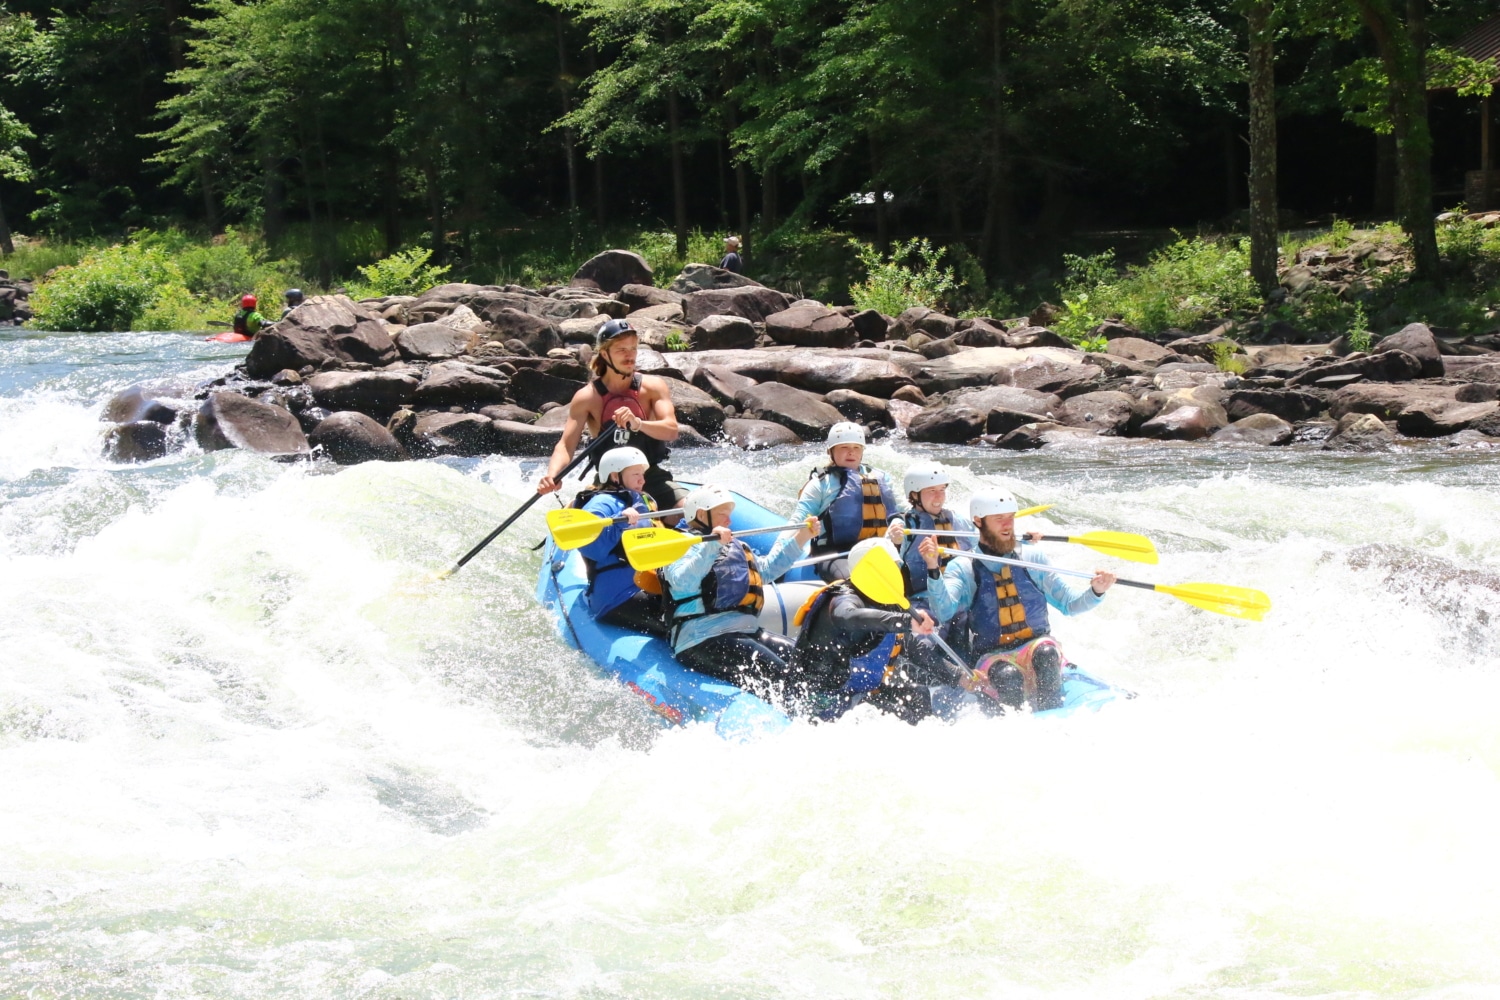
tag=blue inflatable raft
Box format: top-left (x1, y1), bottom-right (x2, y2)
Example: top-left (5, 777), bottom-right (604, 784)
top-left (535, 487), bottom-right (1125, 738)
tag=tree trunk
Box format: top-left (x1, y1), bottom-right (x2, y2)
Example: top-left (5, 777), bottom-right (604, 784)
top-left (983, 0), bottom-right (1013, 272)
top-left (761, 163), bottom-right (777, 230)
top-left (1350, 0), bottom-right (1440, 281)
top-left (593, 153), bottom-right (606, 228)
top-left (667, 88), bottom-right (688, 256)
top-left (1375, 131), bottom-right (1397, 215)
top-left (0, 194), bottom-right (14, 256)
top-left (262, 154), bottom-right (286, 245)
top-left (556, 12), bottom-right (579, 216)
top-left (726, 103), bottom-right (750, 244)
top-left (379, 45), bottom-right (401, 255)
top-left (1247, 0), bottom-right (1279, 296)
top-left (869, 131), bottom-right (889, 251)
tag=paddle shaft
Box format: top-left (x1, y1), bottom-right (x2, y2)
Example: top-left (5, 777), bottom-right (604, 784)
top-left (613, 507), bottom-right (683, 524)
top-left (941, 548), bottom-right (1111, 588)
top-left (908, 530), bottom-right (1094, 546)
top-left (446, 431), bottom-right (616, 576)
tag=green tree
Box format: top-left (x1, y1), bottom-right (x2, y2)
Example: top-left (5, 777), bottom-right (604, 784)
top-left (0, 102), bottom-right (32, 254)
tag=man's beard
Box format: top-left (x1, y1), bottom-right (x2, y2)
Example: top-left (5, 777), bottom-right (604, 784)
top-left (979, 525), bottom-right (1015, 554)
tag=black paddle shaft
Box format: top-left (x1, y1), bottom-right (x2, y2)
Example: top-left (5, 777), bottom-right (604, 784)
top-left (448, 430), bottom-right (619, 575)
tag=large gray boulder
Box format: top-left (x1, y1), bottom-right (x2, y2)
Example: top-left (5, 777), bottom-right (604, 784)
top-left (691, 364), bottom-right (757, 405)
top-left (907, 405), bottom-right (987, 443)
top-left (1056, 390), bottom-right (1138, 436)
top-left (413, 362), bottom-right (512, 409)
top-left (410, 412), bottom-right (500, 456)
top-left (510, 368), bottom-right (584, 412)
top-left (676, 349), bottom-right (915, 397)
top-left (1105, 337), bottom-right (1173, 364)
top-left (1226, 388), bottom-right (1325, 423)
top-left (619, 283), bottom-right (683, 310)
top-left (764, 303), bottom-right (857, 349)
top-left (891, 307), bottom-right (957, 340)
top-left (1287, 350), bottom-right (1424, 387)
top-left (1212, 413), bottom-right (1294, 446)
top-left (1373, 322), bottom-right (1445, 378)
top-left (482, 308), bottom-right (563, 356)
top-left (661, 377), bottom-right (726, 439)
top-left (244, 295), bottom-right (399, 377)
top-left (1139, 404), bottom-right (1224, 441)
top-left (693, 319), bottom-right (762, 358)
top-left (1002, 355), bottom-right (1102, 398)
top-left (308, 370), bottom-right (419, 417)
top-left (103, 421), bottom-right (169, 462)
top-left (101, 385), bottom-right (178, 424)
top-left (825, 388), bottom-right (893, 428)
top-left (669, 263), bottom-right (763, 294)
top-left (309, 411), bottom-right (409, 464)
top-left (723, 418), bottom-right (802, 450)
top-left (491, 419), bottom-right (565, 456)
top-left (195, 391), bottom-right (311, 456)
top-left (733, 383), bottom-right (844, 440)
top-left (394, 321), bottom-right (479, 361)
top-left (1327, 382), bottom-right (1458, 421)
top-left (571, 250), bottom-right (654, 294)
top-left (680, 285), bottom-right (791, 325)
top-left (1395, 399), bottom-right (1500, 437)
top-left (1323, 412), bottom-right (1394, 451)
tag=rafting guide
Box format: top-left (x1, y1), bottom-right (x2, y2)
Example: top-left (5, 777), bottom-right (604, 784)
top-left (537, 318), bottom-right (683, 520)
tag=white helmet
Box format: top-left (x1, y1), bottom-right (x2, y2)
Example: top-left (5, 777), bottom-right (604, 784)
top-left (903, 461), bottom-right (951, 497)
top-left (598, 446), bottom-right (649, 481)
top-left (683, 484), bottom-right (735, 524)
top-left (970, 489), bottom-right (1019, 520)
top-left (826, 421), bottom-right (867, 451)
top-left (848, 537), bottom-right (908, 608)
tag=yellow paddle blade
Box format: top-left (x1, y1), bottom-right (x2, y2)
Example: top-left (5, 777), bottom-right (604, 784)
top-left (622, 527), bottom-right (702, 571)
top-left (849, 546), bottom-right (909, 609)
top-left (1018, 504), bottom-right (1052, 517)
top-left (1070, 530), bottom-right (1159, 564)
top-left (546, 507), bottom-right (611, 550)
top-left (1157, 582), bottom-right (1271, 621)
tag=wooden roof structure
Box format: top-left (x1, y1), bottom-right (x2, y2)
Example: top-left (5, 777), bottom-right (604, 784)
top-left (1436, 14), bottom-right (1500, 88)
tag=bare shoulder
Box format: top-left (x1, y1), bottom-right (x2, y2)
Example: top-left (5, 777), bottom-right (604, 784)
top-left (639, 373), bottom-right (673, 397)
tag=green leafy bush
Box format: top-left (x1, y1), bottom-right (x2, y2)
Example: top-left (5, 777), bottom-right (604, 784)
top-left (848, 238), bottom-right (956, 316)
top-left (663, 330), bottom-right (691, 352)
top-left (29, 242), bottom-right (185, 331)
top-left (629, 229), bottom-right (732, 286)
top-left (1052, 293), bottom-right (1101, 344)
top-left (350, 247), bottom-right (450, 297)
top-left (0, 236), bottom-right (95, 281)
top-left (1210, 341), bottom-right (1248, 374)
top-left (1346, 302), bottom-right (1372, 353)
top-left (1057, 236), bottom-right (1260, 334)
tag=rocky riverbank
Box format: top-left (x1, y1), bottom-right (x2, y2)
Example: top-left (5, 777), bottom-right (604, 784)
top-left (0, 269), bottom-right (34, 327)
top-left (96, 248), bottom-right (1500, 464)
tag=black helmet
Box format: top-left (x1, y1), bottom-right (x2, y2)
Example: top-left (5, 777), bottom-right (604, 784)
top-left (285, 288), bottom-right (304, 302)
top-left (596, 318), bottom-right (634, 348)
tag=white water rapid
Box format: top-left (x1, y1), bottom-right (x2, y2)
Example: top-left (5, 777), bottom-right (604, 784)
top-left (4, 329), bottom-right (1500, 998)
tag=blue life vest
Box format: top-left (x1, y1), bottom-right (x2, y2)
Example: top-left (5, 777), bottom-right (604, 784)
top-left (969, 552), bottom-right (1051, 654)
top-left (575, 484), bottom-right (652, 617)
top-left (901, 507), bottom-right (969, 596)
top-left (666, 531), bottom-right (764, 639)
top-left (810, 465), bottom-right (890, 553)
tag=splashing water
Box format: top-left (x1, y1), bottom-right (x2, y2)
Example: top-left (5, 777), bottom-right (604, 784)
top-left (3, 329), bottom-right (1500, 998)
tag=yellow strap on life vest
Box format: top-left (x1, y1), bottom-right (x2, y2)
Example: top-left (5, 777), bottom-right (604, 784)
top-left (996, 565), bottom-right (1034, 644)
top-left (739, 546), bottom-right (765, 613)
top-left (858, 476), bottom-right (888, 541)
top-left (792, 582), bottom-right (838, 628)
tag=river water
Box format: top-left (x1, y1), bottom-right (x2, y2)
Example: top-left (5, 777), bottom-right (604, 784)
top-left (3, 329), bottom-right (1500, 998)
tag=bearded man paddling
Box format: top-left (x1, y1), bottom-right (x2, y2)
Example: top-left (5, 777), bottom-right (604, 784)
top-left (537, 319), bottom-right (683, 520)
top-left (920, 490), bottom-right (1116, 711)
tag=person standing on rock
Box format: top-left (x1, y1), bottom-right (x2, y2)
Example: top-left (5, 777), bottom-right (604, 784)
top-left (661, 485), bottom-right (817, 698)
top-left (791, 422), bottom-right (902, 583)
top-left (537, 318), bottom-right (682, 521)
top-left (719, 236), bottom-right (744, 274)
top-left (572, 447), bottom-right (666, 636)
top-left (887, 461), bottom-right (976, 682)
top-left (920, 490), bottom-right (1115, 712)
top-left (231, 294), bottom-right (269, 338)
top-left (280, 288), bottom-right (305, 319)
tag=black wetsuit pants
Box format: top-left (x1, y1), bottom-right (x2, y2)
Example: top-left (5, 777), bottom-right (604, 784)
top-left (677, 630), bottom-right (797, 697)
top-left (597, 591), bottom-right (667, 638)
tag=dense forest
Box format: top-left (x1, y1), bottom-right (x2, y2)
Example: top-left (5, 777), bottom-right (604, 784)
top-left (0, 0), bottom-right (1497, 294)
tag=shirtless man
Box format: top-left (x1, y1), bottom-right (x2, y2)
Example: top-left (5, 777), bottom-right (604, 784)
top-left (537, 319), bottom-right (683, 519)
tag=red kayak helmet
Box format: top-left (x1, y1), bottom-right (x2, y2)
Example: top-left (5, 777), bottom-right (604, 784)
top-left (241, 294), bottom-right (257, 308)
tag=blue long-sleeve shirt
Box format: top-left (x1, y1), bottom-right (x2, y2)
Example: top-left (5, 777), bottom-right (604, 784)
top-left (577, 490), bottom-right (650, 616)
top-left (662, 531), bottom-right (810, 653)
top-left (791, 464), bottom-right (903, 532)
top-left (925, 542), bottom-right (1103, 626)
